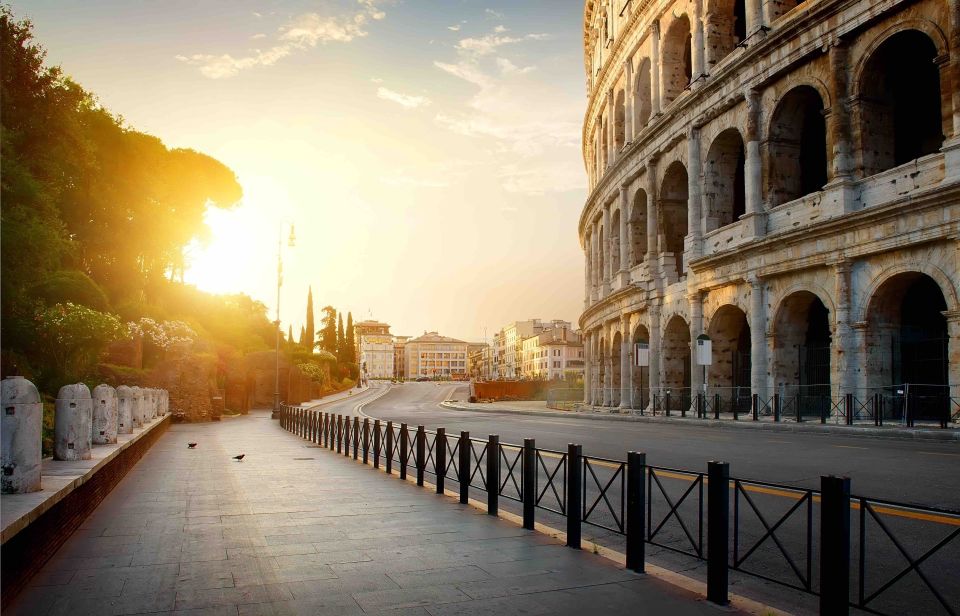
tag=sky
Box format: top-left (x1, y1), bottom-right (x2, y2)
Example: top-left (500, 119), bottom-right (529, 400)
top-left (16, 0), bottom-right (589, 343)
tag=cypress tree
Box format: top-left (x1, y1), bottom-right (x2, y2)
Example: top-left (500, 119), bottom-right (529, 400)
top-left (337, 313), bottom-right (345, 362)
top-left (320, 306), bottom-right (337, 353)
top-left (305, 286), bottom-right (315, 350)
top-left (299, 325), bottom-right (306, 347)
top-left (287, 324), bottom-right (294, 350)
top-left (345, 312), bottom-right (356, 364)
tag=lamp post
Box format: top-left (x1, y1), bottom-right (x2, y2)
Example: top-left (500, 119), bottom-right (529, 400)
top-left (272, 223), bottom-right (296, 419)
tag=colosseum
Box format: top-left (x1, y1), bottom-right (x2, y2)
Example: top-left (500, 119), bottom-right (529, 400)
top-left (578, 0), bottom-right (960, 423)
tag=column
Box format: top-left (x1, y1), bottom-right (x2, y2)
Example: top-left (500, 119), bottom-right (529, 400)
top-left (619, 185), bottom-right (630, 285)
top-left (742, 89), bottom-right (765, 238)
top-left (583, 243), bottom-right (591, 308)
top-left (944, 310), bottom-right (960, 397)
top-left (748, 276), bottom-right (768, 398)
top-left (745, 0), bottom-right (764, 38)
top-left (648, 302), bottom-right (662, 411)
top-left (943, 0), bottom-right (960, 179)
top-left (620, 313), bottom-right (632, 409)
top-left (591, 222), bottom-right (600, 299)
top-left (833, 260), bottom-right (856, 398)
top-left (607, 89), bottom-right (616, 162)
top-left (602, 203), bottom-right (612, 296)
top-left (645, 159), bottom-right (659, 263)
top-left (690, 293), bottom-right (705, 403)
top-left (594, 329), bottom-right (603, 405)
top-left (686, 127), bottom-right (703, 262)
top-left (827, 42), bottom-right (856, 213)
top-left (691, 0), bottom-right (705, 83)
top-left (650, 22), bottom-right (662, 115)
top-left (583, 331), bottom-right (592, 404)
top-left (624, 59), bottom-right (635, 141)
top-left (605, 323), bottom-right (615, 407)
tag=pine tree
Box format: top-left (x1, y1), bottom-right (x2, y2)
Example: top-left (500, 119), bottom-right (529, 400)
top-left (305, 286), bottom-right (315, 351)
top-left (345, 312), bottom-right (356, 364)
top-left (336, 313), bottom-right (345, 362)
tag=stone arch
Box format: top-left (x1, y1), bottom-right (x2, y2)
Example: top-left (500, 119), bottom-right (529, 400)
top-left (632, 322), bottom-right (651, 409)
top-left (855, 262), bottom-right (959, 324)
top-left (630, 188), bottom-right (648, 267)
top-left (706, 305), bottom-right (751, 410)
top-left (772, 290), bottom-right (832, 414)
top-left (856, 29), bottom-right (945, 177)
top-left (662, 14), bottom-right (692, 105)
top-left (704, 0), bottom-right (746, 67)
top-left (659, 161), bottom-right (689, 277)
top-left (635, 58), bottom-right (653, 128)
top-left (703, 127), bottom-right (746, 232)
top-left (863, 272), bottom-right (950, 421)
top-left (614, 89), bottom-right (627, 152)
top-left (610, 208), bottom-right (622, 272)
top-left (662, 315), bottom-right (692, 410)
top-left (766, 85), bottom-right (828, 207)
top-left (611, 330), bottom-right (623, 406)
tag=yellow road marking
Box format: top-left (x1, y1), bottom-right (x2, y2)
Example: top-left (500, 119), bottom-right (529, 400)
top-left (539, 451), bottom-right (960, 526)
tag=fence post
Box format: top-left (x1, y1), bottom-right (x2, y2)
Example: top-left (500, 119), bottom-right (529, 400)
top-left (487, 434), bottom-right (499, 515)
top-left (874, 393), bottom-right (883, 427)
top-left (326, 413), bottom-right (332, 449)
top-left (707, 460), bottom-right (730, 606)
top-left (752, 393), bottom-right (759, 421)
top-left (336, 415), bottom-right (343, 453)
top-left (820, 475), bottom-right (851, 616)
top-left (626, 451), bottom-right (646, 573)
top-left (845, 393), bottom-right (854, 426)
top-left (714, 393), bottom-right (721, 420)
top-left (566, 443), bottom-right (582, 549)
top-left (362, 418), bottom-right (370, 464)
top-left (459, 431), bottom-right (470, 504)
top-left (386, 421), bottom-right (393, 474)
top-left (522, 438), bottom-right (536, 530)
top-left (665, 393), bottom-right (672, 417)
top-left (436, 427), bottom-right (446, 494)
top-left (400, 423), bottom-right (408, 480)
top-left (416, 425), bottom-right (426, 487)
top-left (795, 393), bottom-right (802, 423)
top-left (773, 394), bottom-right (781, 422)
top-left (353, 417), bottom-right (359, 459)
top-left (374, 420), bottom-right (381, 469)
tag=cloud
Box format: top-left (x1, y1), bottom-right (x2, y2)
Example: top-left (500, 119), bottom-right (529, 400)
top-left (251, 33), bottom-right (266, 40)
top-left (178, 0), bottom-right (388, 78)
top-left (494, 25), bottom-right (507, 33)
top-left (496, 57), bottom-right (535, 75)
top-left (498, 162), bottom-right (587, 195)
top-left (447, 24), bottom-right (461, 31)
top-left (485, 8), bottom-right (504, 19)
top-left (380, 172), bottom-right (448, 188)
top-left (433, 61), bottom-right (493, 88)
top-left (376, 87), bottom-right (431, 109)
top-left (456, 32), bottom-right (549, 56)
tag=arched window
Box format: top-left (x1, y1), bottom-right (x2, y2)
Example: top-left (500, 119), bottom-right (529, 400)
top-left (635, 58), bottom-right (652, 128)
top-left (767, 86), bottom-right (827, 206)
top-left (630, 189), bottom-right (648, 267)
top-left (662, 15), bottom-right (692, 105)
top-left (859, 30), bottom-right (944, 177)
top-left (704, 0), bottom-right (747, 67)
top-left (659, 162), bottom-right (688, 277)
top-left (614, 90), bottom-right (626, 152)
top-left (704, 128), bottom-right (746, 231)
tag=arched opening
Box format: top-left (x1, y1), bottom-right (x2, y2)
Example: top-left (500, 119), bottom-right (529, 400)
top-left (635, 58), bottom-right (652, 128)
top-left (630, 189), bottom-right (648, 267)
top-left (865, 273), bottom-right (949, 421)
top-left (611, 331), bottom-right (623, 406)
top-left (614, 89), bottom-right (626, 153)
top-left (662, 15), bottom-right (692, 105)
top-left (610, 209), bottom-right (622, 273)
top-left (704, 0), bottom-right (747, 67)
top-left (632, 325), bottom-right (651, 410)
top-left (659, 162), bottom-right (689, 277)
top-left (767, 86), bottom-right (827, 206)
top-left (859, 30), bottom-right (944, 177)
top-left (707, 305), bottom-right (752, 412)
top-left (662, 315), bottom-right (692, 412)
top-left (703, 128), bottom-right (746, 232)
top-left (773, 291), bottom-right (832, 416)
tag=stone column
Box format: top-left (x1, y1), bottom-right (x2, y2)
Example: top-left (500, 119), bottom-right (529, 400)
top-left (619, 186), bottom-right (630, 285)
top-left (748, 276), bottom-right (768, 398)
top-left (944, 310), bottom-right (960, 399)
top-left (591, 222), bottom-right (600, 299)
top-left (584, 243), bottom-right (591, 308)
top-left (624, 59), bottom-right (635, 142)
top-left (1, 376), bottom-right (42, 494)
top-left (686, 127), bottom-right (703, 263)
top-left (690, 293), bottom-right (705, 402)
top-left (826, 42), bottom-right (856, 213)
top-left (833, 260), bottom-right (857, 398)
top-left (648, 302), bottom-right (662, 410)
top-left (583, 331), bottom-right (592, 404)
top-left (691, 0), bottom-right (705, 84)
top-left (594, 329), bottom-right (603, 405)
top-left (650, 22), bottom-right (662, 115)
top-left (607, 89), bottom-right (616, 162)
top-left (943, 0), bottom-right (960, 179)
top-left (742, 89), bottom-right (765, 238)
top-left (745, 0), bottom-right (764, 37)
top-left (645, 159), bottom-right (659, 264)
top-left (620, 313), bottom-right (633, 410)
top-left (603, 203), bottom-right (612, 296)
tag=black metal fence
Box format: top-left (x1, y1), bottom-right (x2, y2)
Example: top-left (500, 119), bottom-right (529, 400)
top-left (278, 405), bottom-right (960, 615)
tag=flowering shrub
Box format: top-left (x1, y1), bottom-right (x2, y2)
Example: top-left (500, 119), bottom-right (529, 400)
top-left (34, 302), bottom-right (125, 381)
top-left (127, 317), bottom-right (197, 350)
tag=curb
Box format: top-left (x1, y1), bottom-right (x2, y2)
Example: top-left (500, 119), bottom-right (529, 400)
top-left (438, 402), bottom-right (960, 442)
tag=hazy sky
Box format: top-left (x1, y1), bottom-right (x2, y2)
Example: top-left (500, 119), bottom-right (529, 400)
top-left (17, 0), bottom-right (588, 343)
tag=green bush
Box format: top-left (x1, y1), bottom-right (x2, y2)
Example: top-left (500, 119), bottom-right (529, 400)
top-left (30, 270), bottom-right (110, 311)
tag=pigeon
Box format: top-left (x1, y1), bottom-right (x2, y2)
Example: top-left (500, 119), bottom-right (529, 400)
top-left (187, 443), bottom-right (197, 449)
top-left (233, 454), bottom-right (245, 461)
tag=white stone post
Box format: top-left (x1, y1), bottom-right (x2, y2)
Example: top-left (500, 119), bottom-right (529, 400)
top-left (131, 386), bottom-right (144, 428)
top-left (117, 385), bottom-right (134, 434)
top-left (1, 376), bottom-right (42, 494)
top-left (92, 384), bottom-right (118, 445)
top-left (620, 313), bottom-right (632, 410)
top-left (54, 383), bottom-right (92, 461)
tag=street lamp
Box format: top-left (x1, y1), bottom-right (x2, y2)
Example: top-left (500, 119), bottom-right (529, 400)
top-left (272, 223), bottom-right (296, 419)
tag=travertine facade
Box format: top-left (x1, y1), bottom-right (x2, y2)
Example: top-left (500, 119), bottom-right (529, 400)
top-left (579, 0), bottom-right (960, 416)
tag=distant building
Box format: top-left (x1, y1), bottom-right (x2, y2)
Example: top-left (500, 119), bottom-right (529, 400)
top-left (520, 327), bottom-right (585, 380)
top-left (494, 319), bottom-right (573, 378)
top-left (393, 335), bottom-right (409, 380)
top-left (360, 334), bottom-right (394, 379)
top-left (467, 343), bottom-right (491, 380)
top-left (405, 332), bottom-right (468, 379)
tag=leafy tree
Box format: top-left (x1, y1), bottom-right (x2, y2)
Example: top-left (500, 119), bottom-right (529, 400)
top-left (34, 302), bottom-right (125, 387)
top-left (304, 286), bottom-right (315, 352)
top-left (344, 312), bottom-right (356, 364)
top-left (29, 270), bottom-right (110, 311)
top-left (318, 306), bottom-right (337, 353)
top-left (336, 314), bottom-right (345, 362)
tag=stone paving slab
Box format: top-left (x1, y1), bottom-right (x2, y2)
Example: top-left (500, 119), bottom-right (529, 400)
top-left (6, 410), bottom-right (733, 616)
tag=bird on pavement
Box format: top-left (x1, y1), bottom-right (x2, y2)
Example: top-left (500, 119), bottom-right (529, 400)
top-left (187, 443), bottom-right (197, 448)
top-left (233, 454), bottom-right (245, 461)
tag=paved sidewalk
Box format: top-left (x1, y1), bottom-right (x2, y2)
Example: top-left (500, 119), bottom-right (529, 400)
top-left (6, 410), bottom-right (729, 616)
top-left (441, 400), bottom-right (960, 441)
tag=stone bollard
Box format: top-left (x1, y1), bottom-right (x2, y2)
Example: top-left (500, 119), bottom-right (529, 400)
top-left (117, 385), bottom-right (134, 434)
top-left (55, 383), bottom-right (92, 461)
top-left (161, 390), bottom-right (168, 415)
top-left (92, 384), bottom-right (118, 445)
top-left (131, 386), bottom-right (144, 428)
top-left (1, 376), bottom-right (43, 493)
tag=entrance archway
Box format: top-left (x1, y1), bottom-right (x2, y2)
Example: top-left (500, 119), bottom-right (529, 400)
top-left (707, 305), bottom-right (751, 411)
top-left (611, 331), bottom-right (623, 407)
top-left (773, 291), bottom-right (832, 415)
top-left (662, 315), bottom-right (692, 412)
top-left (632, 325), bottom-right (651, 409)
